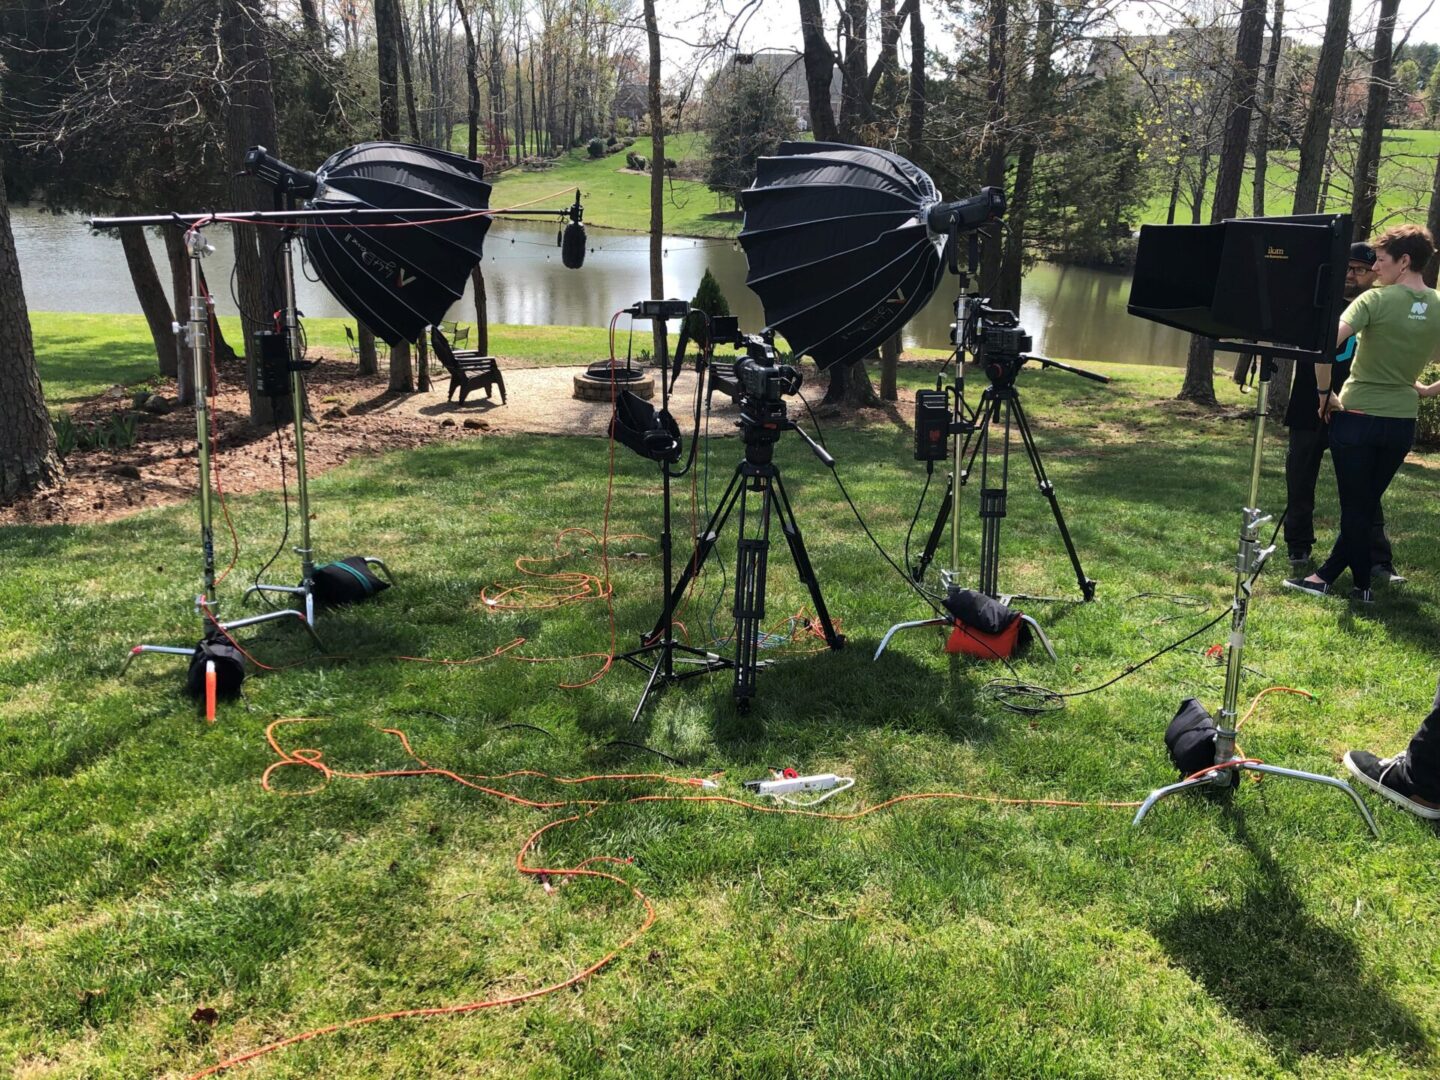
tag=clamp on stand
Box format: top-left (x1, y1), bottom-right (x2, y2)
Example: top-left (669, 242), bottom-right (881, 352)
top-left (117, 227), bottom-right (323, 679)
top-left (1131, 348), bottom-right (1378, 836)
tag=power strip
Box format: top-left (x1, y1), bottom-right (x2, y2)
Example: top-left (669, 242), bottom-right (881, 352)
top-left (742, 773), bottom-right (841, 796)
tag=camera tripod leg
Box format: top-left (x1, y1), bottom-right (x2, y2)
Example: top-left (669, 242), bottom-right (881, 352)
top-left (773, 470), bottom-right (843, 649)
top-left (915, 391), bottom-right (995, 585)
top-left (1010, 394), bottom-right (1095, 602)
top-left (646, 463), bottom-right (746, 643)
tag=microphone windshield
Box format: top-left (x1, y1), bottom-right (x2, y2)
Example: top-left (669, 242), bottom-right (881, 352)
top-left (561, 222), bottom-right (587, 269)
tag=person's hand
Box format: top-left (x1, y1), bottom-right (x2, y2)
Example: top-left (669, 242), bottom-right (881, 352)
top-left (1317, 390), bottom-right (1340, 421)
top-left (1415, 380), bottom-right (1440, 399)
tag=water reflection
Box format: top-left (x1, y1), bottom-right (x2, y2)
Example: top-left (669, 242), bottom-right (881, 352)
top-left (12, 207), bottom-right (1191, 366)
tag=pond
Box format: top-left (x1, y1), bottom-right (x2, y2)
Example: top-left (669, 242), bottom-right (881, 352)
top-left (12, 207), bottom-right (1191, 366)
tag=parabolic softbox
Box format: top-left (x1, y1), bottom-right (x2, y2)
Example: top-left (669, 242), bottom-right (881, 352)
top-left (302, 142), bottom-right (492, 346)
top-left (738, 142), bottom-right (951, 371)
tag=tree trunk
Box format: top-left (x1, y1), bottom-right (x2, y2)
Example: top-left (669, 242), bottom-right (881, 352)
top-left (1190, 145), bottom-right (1209, 224)
top-left (375, 0), bottom-right (403, 146)
top-left (996, 0), bottom-right (1052, 314)
top-left (1292, 0), bottom-right (1351, 215)
top-left (161, 228), bottom-right (194, 401)
top-left (1166, 153), bottom-right (1184, 224)
top-left (0, 170), bottom-right (61, 501)
top-left (456, 0), bottom-right (481, 160)
top-left (906, 1), bottom-right (924, 151)
top-left (1178, 0), bottom-right (1264, 407)
top-left (1425, 150), bottom-right (1440, 287)
top-left (1251, 0), bottom-right (1284, 217)
top-left (357, 324), bottom-right (379, 375)
top-left (417, 333), bottom-right (430, 392)
top-left (1350, 0), bottom-right (1399, 239)
top-left (880, 333), bottom-right (900, 402)
top-left (472, 266), bottom-right (489, 354)
top-left (398, 6), bottom-right (423, 143)
top-left (643, 0), bottom-right (668, 368)
top-left (822, 357), bottom-right (881, 408)
top-left (979, 0), bottom-right (1008, 292)
top-left (838, 0), bottom-right (868, 142)
top-left (119, 225), bottom-right (177, 378)
top-left (222, 0), bottom-right (287, 427)
top-left (390, 340), bottom-right (414, 392)
top-left (798, 0), bottom-right (839, 141)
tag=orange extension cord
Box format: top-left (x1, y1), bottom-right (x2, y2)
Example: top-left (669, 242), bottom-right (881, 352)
top-left (181, 686), bottom-right (1310, 1078)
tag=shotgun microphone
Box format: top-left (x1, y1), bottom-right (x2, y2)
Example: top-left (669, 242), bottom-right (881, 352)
top-left (561, 221), bottom-right (587, 268)
top-left (560, 188), bottom-right (586, 269)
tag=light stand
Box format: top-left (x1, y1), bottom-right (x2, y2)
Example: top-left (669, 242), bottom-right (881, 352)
top-left (243, 208), bottom-right (391, 619)
top-left (1131, 348), bottom-right (1378, 836)
top-left (118, 228), bottom-right (323, 677)
top-left (615, 305), bottom-right (733, 724)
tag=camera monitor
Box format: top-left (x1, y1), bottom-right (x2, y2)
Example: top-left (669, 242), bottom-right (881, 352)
top-left (1128, 213), bottom-right (1351, 354)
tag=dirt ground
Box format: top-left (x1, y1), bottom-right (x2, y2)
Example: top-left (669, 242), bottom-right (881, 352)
top-left (0, 355), bottom-right (763, 527)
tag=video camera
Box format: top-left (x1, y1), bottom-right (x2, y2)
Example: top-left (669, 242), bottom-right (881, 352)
top-left (709, 315), bottom-right (803, 406)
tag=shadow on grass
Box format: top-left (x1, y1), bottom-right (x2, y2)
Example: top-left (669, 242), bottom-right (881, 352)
top-left (1153, 808), bottom-right (1430, 1065)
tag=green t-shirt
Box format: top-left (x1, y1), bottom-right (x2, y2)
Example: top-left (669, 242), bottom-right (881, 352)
top-left (1338, 283), bottom-right (1440, 418)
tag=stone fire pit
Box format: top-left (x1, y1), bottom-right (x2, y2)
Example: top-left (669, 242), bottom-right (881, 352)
top-left (573, 360), bottom-right (656, 401)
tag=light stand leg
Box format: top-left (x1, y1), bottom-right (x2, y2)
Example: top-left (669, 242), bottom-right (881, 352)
top-left (1131, 357), bottom-right (1376, 837)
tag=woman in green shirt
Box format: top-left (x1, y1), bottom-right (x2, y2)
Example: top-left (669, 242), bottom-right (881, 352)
top-left (1286, 223), bottom-right (1440, 601)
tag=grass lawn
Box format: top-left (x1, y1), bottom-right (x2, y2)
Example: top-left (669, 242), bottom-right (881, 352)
top-left (1141, 128), bottom-right (1440, 227)
top-left (6, 330), bottom-right (1440, 1076)
top-left (483, 133), bottom-right (740, 238)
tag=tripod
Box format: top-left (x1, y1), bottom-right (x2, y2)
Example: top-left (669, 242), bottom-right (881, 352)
top-left (914, 366), bottom-right (1098, 603)
top-left (117, 227), bottom-right (323, 677)
top-left (648, 386), bottom-right (843, 707)
top-left (1131, 349), bottom-right (1378, 836)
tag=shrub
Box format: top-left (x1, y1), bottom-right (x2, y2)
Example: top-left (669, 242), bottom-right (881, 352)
top-left (633, 155), bottom-right (648, 171)
top-left (664, 157), bottom-right (677, 171)
top-left (1420, 364), bottom-right (1440, 447)
top-left (606, 134), bottom-right (618, 146)
top-left (587, 137), bottom-right (605, 158)
top-left (686, 268), bottom-right (731, 345)
top-left (625, 151), bottom-right (639, 169)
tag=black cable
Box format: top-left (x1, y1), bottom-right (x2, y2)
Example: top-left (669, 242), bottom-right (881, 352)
top-left (497, 722), bottom-right (555, 738)
top-left (982, 508), bottom-right (1290, 715)
top-left (903, 465), bottom-right (933, 583)
top-left (604, 740), bottom-right (687, 767)
top-left (250, 416), bottom-right (292, 608)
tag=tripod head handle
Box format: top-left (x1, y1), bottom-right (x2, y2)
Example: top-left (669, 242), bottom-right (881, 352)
top-left (1024, 353), bottom-right (1110, 384)
top-left (788, 419), bottom-right (835, 468)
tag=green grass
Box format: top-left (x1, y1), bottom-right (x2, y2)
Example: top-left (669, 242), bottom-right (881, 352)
top-left (484, 133), bottom-right (738, 238)
top-left (5, 354), bottom-right (1440, 1076)
top-left (28, 313), bottom-right (623, 409)
top-left (1142, 128), bottom-right (1440, 226)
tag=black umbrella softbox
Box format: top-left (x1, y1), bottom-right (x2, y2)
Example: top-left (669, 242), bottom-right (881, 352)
top-left (303, 142), bottom-right (492, 346)
top-left (738, 142), bottom-right (950, 371)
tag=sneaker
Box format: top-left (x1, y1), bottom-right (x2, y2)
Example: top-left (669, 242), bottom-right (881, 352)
top-left (1349, 588), bottom-right (1374, 604)
top-left (1343, 750), bottom-right (1440, 820)
top-left (1372, 564), bottom-right (1407, 586)
top-left (1283, 576), bottom-right (1331, 597)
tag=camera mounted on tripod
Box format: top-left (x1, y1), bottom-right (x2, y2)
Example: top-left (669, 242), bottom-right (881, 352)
top-left (708, 316), bottom-right (803, 407)
top-left (973, 307), bottom-right (1034, 389)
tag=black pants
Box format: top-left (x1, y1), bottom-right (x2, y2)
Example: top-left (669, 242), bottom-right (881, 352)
top-left (1315, 412), bottom-right (1414, 591)
top-left (1285, 423), bottom-right (1392, 565)
top-left (1392, 675), bottom-right (1440, 801)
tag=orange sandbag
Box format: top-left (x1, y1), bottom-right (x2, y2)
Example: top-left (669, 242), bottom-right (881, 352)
top-left (945, 618), bottom-right (1022, 660)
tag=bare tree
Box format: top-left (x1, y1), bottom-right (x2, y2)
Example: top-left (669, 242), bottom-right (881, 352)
top-left (1292, 0), bottom-right (1351, 215)
top-left (0, 168), bottom-right (61, 502)
top-left (1178, 0), bottom-right (1266, 406)
top-left (1250, 0), bottom-right (1284, 217)
top-left (1351, 0), bottom-right (1400, 239)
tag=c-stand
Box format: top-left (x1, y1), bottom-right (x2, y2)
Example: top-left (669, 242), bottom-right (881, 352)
top-left (650, 327), bottom-right (844, 708)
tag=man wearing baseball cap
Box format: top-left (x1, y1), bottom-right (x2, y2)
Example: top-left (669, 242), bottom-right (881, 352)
top-left (1281, 241), bottom-right (1402, 584)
